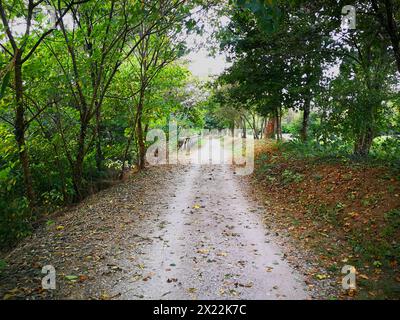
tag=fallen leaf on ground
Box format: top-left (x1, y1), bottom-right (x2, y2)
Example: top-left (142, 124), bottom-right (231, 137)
top-left (99, 293), bottom-right (110, 300)
top-left (3, 288), bottom-right (21, 300)
top-left (65, 275), bottom-right (78, 281)
top-left (79, 275), bottom-right (88, 282)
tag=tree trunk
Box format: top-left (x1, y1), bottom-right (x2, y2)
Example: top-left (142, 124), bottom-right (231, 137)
top-left (137, 119), bottom-right (145, 170)
top-left (120, 132), bottom-right (133, 179)
top-left (260, 117), bottom-right (266, 139)
top-left (95, 102), bottom-right (103, 172)
top-left (242, 117), bottom-right (246, 138)
top-left (14, 53), bottom-right (36, 211)
top-left (136, 89), bottom-right (146, 170)
top-left (54, 145), bottom-right (68, 203)
top-left (120, 108), bottom-right (139, 179)
top-left (372, 0), bottom-right (400, 73)
top-left (72, 122), bottom-right (88, 201)
top-left (275, 106), bottom-right (282, 141)
top-left (353, 91), bottom-right (376, 158)
top-left (300, 97), bottom-right (311, 142)
top-left (252, 114), bottom-right (259, 139)
top-left (354, 125), bottom-right (374, 158)
top-left (265, 116), bottom-right (276, 139)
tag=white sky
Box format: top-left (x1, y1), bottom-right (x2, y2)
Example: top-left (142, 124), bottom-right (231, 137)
top-left (182, 11), bottom-right (231, 79)
top-left (185, 48), bottom-right (229, 78)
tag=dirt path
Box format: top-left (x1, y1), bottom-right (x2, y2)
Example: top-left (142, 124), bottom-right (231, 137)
top-left (0, 139), bottom-right (310, 300)
top-left (110, 139), bottom-right (308, 299)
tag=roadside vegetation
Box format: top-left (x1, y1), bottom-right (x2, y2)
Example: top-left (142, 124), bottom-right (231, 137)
top-left (1, 0), bottom-right (399, 300)
top-left (249, 139), bottom-right (400, 299)
top-left (0, 0), bottom-right (210, 249)
top-left (206, 1), bottom-right (400, 299)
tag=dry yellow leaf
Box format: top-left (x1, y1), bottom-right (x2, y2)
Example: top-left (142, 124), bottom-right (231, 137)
top-left (316, 274), bottom-right (327, 280)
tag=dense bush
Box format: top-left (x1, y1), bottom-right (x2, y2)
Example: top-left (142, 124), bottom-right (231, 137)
top-left (371, 136), bottom-right (400, 164)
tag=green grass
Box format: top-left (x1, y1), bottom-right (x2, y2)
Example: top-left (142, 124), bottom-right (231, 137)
top-left (305, 203), bottom-right (342, 226)
top-left (281, 169), bottom-right (304, 184)
top-left (0, 259), bottom-right (7, 275)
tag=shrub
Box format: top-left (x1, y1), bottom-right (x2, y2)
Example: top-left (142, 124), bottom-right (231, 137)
top-left (0, 198), bottom-right (31, 249)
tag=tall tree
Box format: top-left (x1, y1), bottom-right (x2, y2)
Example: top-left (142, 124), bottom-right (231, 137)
top-left (371, 0), bottom-right (400, 73)
top-left (0, 0), bottom-right (86, 210)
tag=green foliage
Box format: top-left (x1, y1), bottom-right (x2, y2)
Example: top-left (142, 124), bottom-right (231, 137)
top-left (0, 259), bottom-right (7, 274)
top-left (213, 0), bottom-right (399, 161)
top-left (0, 70), bottom-right (10, 98)
top-left (305, 203), bottom-right (342, 226)
top-left (282, 112), bottom-right (321, 137)
top-left (234, 0), bottom-right (283, 32)
top-left (371, 136), bottom-right (400, 164)
top-left (281, 169), bottom-right (304, 184)
top-left (281, 118), bottom-right (301, 135)
top-left (0, 198), bottom-right (31, 248)
top-left (384, 209), bottom-right (400, 233)
top-left (279, 139), bottom-right (351, 162)
top-left (0, 0), bottom-right (202, 249)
